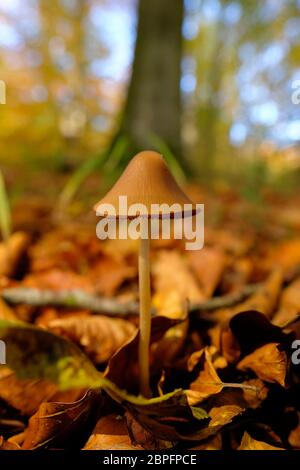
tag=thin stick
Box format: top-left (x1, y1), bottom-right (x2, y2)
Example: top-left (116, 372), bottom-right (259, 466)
top-left (138, 236), bottom-right (151, 397)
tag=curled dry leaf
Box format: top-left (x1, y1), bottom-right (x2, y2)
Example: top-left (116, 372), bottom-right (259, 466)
top-left (83, 414), bottom-right (143, 450)
top-left (106, 315), bottom-right (183, 393)
top-left (237, 343), bottom-right (287, 387)
top-left (47, 315), bottom-right (137, 364)
top-left (22, 389), bottom-right (101, 449)
top-left (238, 431), bottom-right (284, 450)
top-left (152, 250), bottom-right (205, 318)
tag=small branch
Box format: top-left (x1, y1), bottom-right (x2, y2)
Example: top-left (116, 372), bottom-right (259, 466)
top-left (1, 284), bottom-right (261, 319)
top-left (1, 287), bottom-right (139, 317)
top-left (189, 283), bottom-right (260, 313)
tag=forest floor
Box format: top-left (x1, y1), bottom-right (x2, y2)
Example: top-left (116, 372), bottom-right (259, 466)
top-left (1, 171), bottom-right (300, 450)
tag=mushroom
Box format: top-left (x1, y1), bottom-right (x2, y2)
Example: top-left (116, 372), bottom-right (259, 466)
top-left (94, 150), bottom-right (195, 397)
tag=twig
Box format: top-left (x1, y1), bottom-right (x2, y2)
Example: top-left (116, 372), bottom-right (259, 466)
top-left (1, 288), bottom-right (139, 317)
top-left (189, 283), bottom-right (260, 313)
top-left (1, 284), bottom-right (261, 318)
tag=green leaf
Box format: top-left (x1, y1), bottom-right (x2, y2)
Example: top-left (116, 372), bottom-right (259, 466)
top-left (0, 319), bottom-right (209, 442)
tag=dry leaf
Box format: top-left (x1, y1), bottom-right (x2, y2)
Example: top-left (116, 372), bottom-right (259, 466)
top-left (187, 247), bottom-right (227, 298)
top-left (242, 379), bottom-right (268, 409)
top-left (22, 390), bottom-right (101, 449)
top-left (238, 431), bottom-right (284, 450)
top-left (213, 270), bottom-right (282, 322)
top-left (83, 414), bottom-right (143, 450)
top-left (125, 412), bottom-right (173, 450)
top-left (187, 347), bottom-right (246, 405)
top-left (208, 405), bottom-right (244, 427)
top-left (0, 436), bottom-right (21, 450)
top-left (237, 343), bottom-right (287, 387)
top-left (47, 315), bottom-right (136, 363)
top-left (152, 250), bottom-right (205, 318)
top-left (0, 369), bottom-right (58, 416)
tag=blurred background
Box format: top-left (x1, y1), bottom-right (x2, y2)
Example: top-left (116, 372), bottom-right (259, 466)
top-left (0, 0), bottom-right (300, 208)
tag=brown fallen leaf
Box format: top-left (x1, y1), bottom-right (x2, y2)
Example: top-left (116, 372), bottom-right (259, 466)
top-left (152, 250), bottom-right (205, 318)
top-left (208, 405), bottom-right (244, 427)
top-left (47, 315), bottom-right (136, 364)
top-left (22, 389), bottom-right (101, 449)
top-left (0, 436), bottom-right (21, 450)
top-left (0, 368), bottom-right (85, 416)
top-left (0, 368), bottom-right (58, 416)
top-left (89, 255), bottom-right (137, 296)
top-left (106, 316), bottom-right (182, 394)
top-left (237, 343), bottom-right (287, 387)
top-left (242, 379), bottom-right (268, 409)
top-left (238, 431), bottom-right (284, 450)
top-left (187, 247), bottom-right (227, 298)
top-left (0, 232), bottom-right (30, 278)
top-left (83, 414), bottom-right (143, 450)
top-left (212, 270), bottom-right (283, 323)
top-left (125, 412), bottom-right (173, 450)
top-left (186, 347), bottom-right (249, 405)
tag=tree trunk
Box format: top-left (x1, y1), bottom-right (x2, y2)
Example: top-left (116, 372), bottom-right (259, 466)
top-left (122, 0), bottom-right (183, 158)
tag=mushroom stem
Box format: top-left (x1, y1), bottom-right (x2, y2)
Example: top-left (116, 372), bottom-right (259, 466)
top-left (138, 235), bottom-right (151, 397)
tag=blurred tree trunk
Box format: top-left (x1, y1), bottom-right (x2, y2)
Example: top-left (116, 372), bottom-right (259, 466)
top-left (121, 0), bottom-right (184, 158)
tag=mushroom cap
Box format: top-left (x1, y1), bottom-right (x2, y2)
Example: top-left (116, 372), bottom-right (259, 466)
top-left (94, 150), bottom-right (196, 219)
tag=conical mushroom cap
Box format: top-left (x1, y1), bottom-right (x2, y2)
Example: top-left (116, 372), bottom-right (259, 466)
top-left (94, 151), bottom-right (196, 219)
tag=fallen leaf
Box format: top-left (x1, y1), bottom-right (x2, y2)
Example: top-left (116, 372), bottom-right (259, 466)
top-left (125, 412), bottom-right (172, 450)
top-left (238, 431), bottom-right (284, 450)
top-left (208, 405), bottom-right (244, 427)
top-left (47, 315), bottom-right (136, 363)
top-left (22, 389), bottom-right (101, 449)
top-left (152, 250), bottom-right (205, 318)
top-left (187, 247), bottom-right (227, 298)
top-left (0, 368), bottom-right (58, 416)
top-left (237, 343), bottom-right (287, 387)
top-left (212, 270), bottom-right (283, 322)
top-left (186, 347), bottom-right (249, 405)
top-left (106, 316), bottom-right (183, 393)
top-left (0, 435), bottom-right (21, 450)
